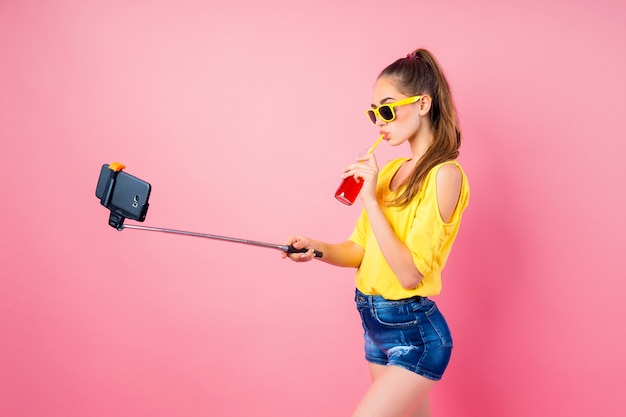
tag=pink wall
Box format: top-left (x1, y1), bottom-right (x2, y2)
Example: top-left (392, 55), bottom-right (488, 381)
top-left (1, 0), bottom-right (625, 416)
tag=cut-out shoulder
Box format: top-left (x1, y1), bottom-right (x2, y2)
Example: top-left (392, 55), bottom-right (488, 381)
top-left (436, 163), bottom-right (463, 223)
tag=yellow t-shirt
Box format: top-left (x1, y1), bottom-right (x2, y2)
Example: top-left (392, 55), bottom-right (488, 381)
top-left (348, 159), bottom-right (470, 300)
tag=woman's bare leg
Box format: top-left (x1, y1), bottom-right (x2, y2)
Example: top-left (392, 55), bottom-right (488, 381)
top-left (353, 363), bottom-right (435, 417)
top-left (412, 396), bottom-right (431, 417)
top-left (368, 363), bottom-right (432, 417)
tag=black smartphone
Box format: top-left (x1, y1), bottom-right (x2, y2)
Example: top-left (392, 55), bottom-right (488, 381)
top-left (95, 164), bottom-right (151, 223)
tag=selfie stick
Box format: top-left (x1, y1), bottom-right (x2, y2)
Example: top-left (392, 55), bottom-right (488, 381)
top-left (116, 222), bottom-right (323, 258)
top-left (98, 162), bottom-right (322, 258)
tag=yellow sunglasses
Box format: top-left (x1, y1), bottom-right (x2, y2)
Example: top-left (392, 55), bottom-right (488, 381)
top-left (366, 95), bottom-right (423, 125)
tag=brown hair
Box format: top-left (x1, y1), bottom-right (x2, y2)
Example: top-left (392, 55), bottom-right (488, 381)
top-left (379, 48), bottom-right (461, 207)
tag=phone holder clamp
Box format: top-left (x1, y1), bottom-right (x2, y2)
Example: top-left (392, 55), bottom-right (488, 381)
top-left (99, 162), bottom-right (128, 230)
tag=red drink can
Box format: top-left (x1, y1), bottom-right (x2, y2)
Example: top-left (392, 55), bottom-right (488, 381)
top-left (334, 176), bottom-right (363, 205)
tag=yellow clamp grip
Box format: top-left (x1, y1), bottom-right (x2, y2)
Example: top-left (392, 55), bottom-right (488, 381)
top-left (108, 162), bottom-right (126, 172)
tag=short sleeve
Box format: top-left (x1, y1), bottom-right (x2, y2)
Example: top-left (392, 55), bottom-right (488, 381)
top-left (348, 208), bottom-right (367, 249)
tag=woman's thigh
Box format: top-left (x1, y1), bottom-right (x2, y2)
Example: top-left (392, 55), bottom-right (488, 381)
top-left (354, 364), bottom-right (435, 417)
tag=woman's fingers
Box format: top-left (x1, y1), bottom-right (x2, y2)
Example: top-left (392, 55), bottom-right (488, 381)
top-left (282, 236), bottom-right (315, 262)
top-left (343, 164), bottom-right (377, 182)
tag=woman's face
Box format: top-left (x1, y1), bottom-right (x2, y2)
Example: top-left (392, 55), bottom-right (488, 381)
top-left (370, 76), bottom-right (423, 146)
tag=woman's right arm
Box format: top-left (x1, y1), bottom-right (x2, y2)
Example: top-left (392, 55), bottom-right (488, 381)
top-left (282, 236), bottom-right (364, 268)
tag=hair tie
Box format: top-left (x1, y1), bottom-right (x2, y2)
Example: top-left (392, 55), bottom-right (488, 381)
top-left (406, 52), bottom-right (419, 60)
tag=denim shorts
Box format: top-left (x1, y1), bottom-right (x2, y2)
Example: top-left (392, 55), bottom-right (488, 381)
top-left (355, 289), bottom-right (453, 381)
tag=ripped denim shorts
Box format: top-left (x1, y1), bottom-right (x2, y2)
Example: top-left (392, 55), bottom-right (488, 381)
top-left (355, 289), bottom-right (453, 381)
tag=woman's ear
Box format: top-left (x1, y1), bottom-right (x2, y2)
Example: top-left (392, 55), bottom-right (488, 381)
top-left (418, 95), bottom-right (432, 116)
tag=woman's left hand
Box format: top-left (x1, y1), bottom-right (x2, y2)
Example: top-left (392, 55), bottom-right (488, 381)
top-left (342, 152), bottom-right (379, 204)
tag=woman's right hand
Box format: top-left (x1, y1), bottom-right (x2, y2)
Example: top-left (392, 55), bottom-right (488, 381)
top-left (282, 235), bottom-right (317, 262)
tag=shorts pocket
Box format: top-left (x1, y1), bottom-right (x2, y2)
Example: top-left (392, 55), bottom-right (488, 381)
top-left (372, 304), bottom-right (418, 328)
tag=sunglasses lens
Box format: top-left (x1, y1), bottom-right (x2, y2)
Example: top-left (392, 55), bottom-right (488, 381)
top-left (366, 110), bottom-right (377, 124)
top-left (379, 105), bottom-right (394, 121)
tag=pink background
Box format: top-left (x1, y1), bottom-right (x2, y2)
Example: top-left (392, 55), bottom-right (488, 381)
top-left (1, 0), bottom-right (625, 416)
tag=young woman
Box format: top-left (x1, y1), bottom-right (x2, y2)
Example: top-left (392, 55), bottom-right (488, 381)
top-left (282, 48), bottom-right (470, 417)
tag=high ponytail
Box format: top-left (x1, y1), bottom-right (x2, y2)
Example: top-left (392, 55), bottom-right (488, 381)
top-left (380, 49), bottom-right (462, 207)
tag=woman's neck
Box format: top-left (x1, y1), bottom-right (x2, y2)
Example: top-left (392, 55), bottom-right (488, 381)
top-left (408, 130), bottom-right (434, 165)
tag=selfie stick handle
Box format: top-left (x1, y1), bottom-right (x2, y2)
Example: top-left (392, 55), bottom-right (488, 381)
top-left (118, 224), bottom-right (323, 258)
